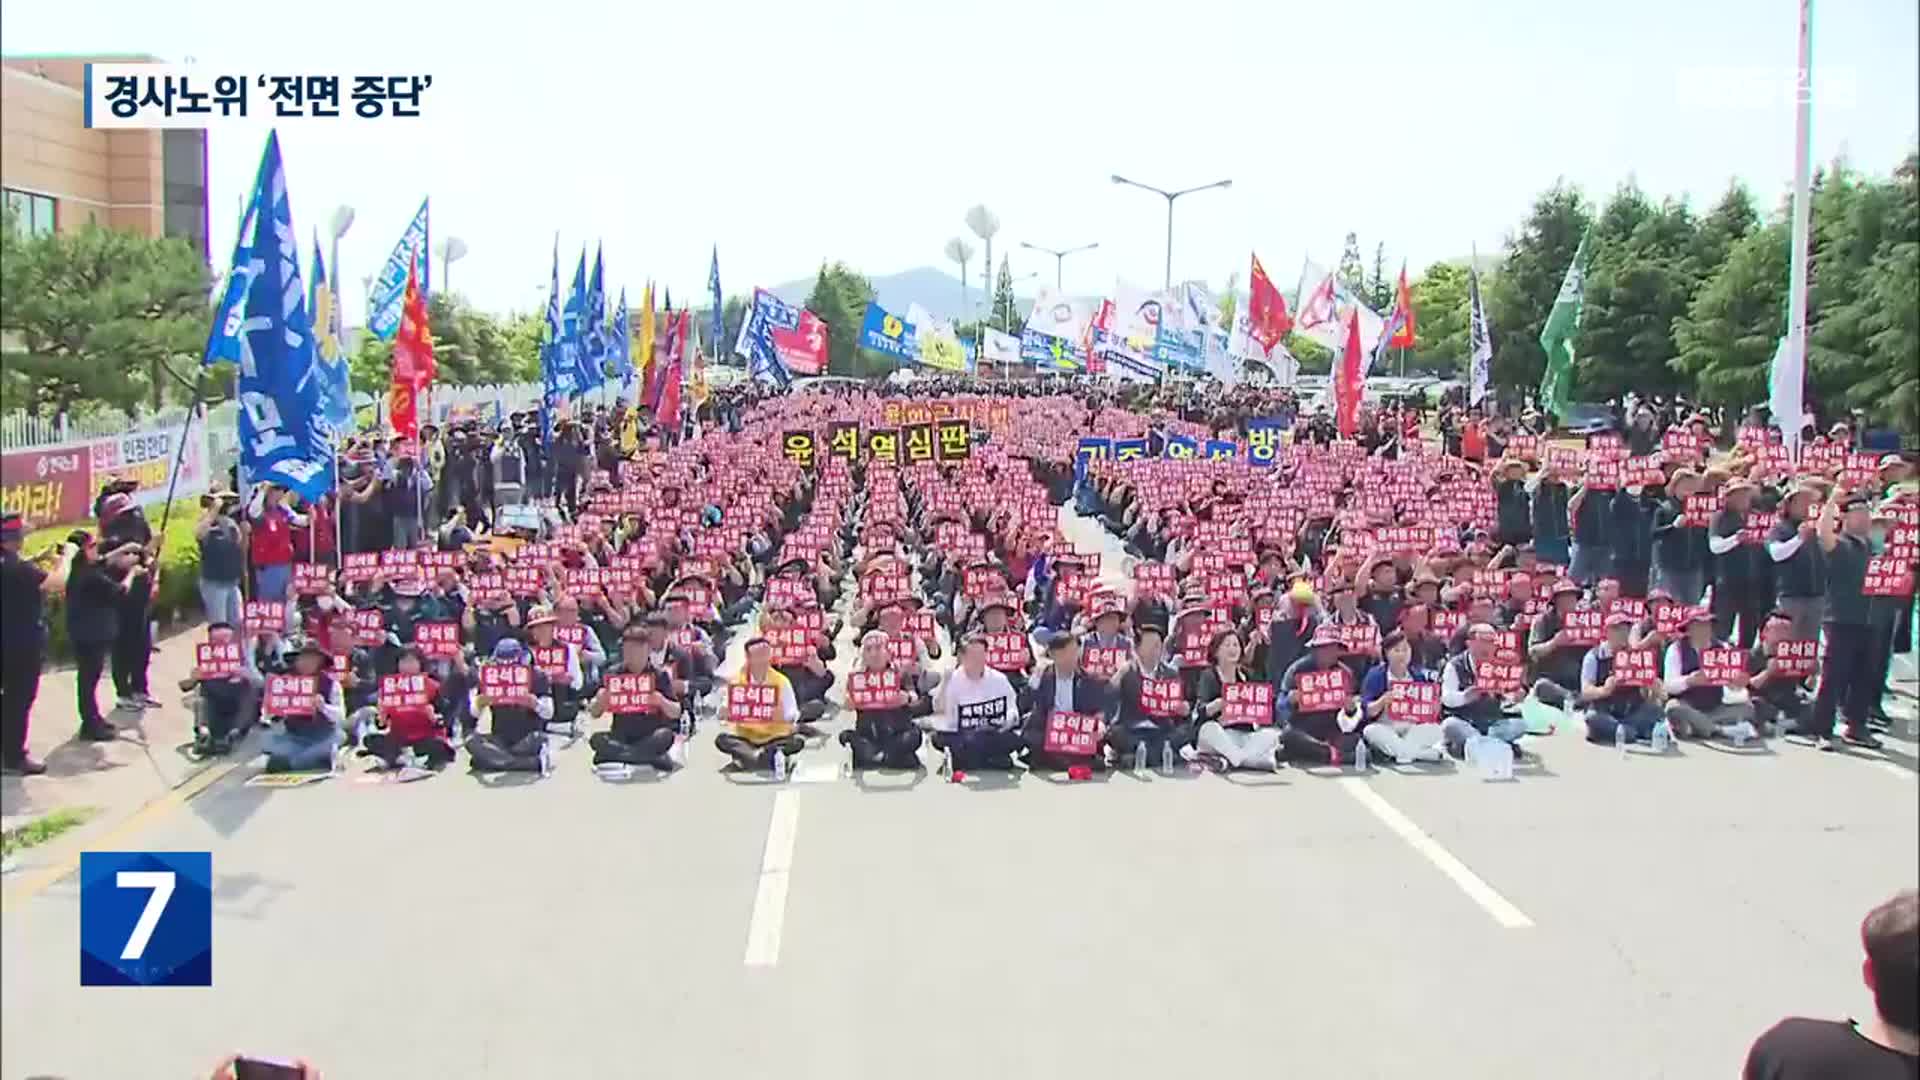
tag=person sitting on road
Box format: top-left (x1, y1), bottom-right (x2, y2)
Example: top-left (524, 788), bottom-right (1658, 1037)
top-left (260, 638), bottom-right (345, 773)
top-left (182, 621), bottom-right (264, 758)
top-left (1526, 579), bottom-right (1589, 708)
top-left (930, 633), bottom-right (1025, 771)
top-left (1440, 623), bottom-right (1530, 759)
top-left (1105, 624), bottom-right (1192, 766)
top-left (1661, 608), bottom-right (1759, 742)
top-left (522, 605), bottom-right (585, 735)
top-left (1195, 630), bottom-right (1285, 772)
top-left (1578, 613), bottom-right (1663, 745)
top-left (1359, 630), bottom-right (1446, 764)
top-left (465, 638), bottom-right (556, 775)
top-left (714, 636), bottom-right (804, 774)
top-left (838, 629), bottom-right (931, 771)
top-left (1023, 629), bottom-right (1112, 771)
top-left (324, 619), bottom-right (378, 747)
top-left (587, 622), bottom-right (684, 772)
top-left (361, 646), bottom-right (457, 770)
top-left (1747, 611), bottom-right (1813, 737)
top-left (760, 604), bottom-right (835, 723)
top-left (1278, 629), bottom-right (1355, 766)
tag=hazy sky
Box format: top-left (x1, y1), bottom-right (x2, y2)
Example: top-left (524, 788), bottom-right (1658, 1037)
top-left (4, 0), bottom-right (1915, 327)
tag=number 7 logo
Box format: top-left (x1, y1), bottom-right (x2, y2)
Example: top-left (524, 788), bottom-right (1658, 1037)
top-left (80, 852), bottom-right (212, 985)
top-left (116, 870), bottom-right (175, 960)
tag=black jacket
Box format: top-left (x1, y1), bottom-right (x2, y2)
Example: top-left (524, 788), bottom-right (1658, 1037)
top-left (1024, 667), bottom-right (1113, 741)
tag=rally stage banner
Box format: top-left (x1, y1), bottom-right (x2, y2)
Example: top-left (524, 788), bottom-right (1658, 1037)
top-left (0, 418), bottom-right (211, 529)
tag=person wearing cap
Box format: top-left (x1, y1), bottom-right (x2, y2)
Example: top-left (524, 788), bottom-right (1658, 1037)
top-left (1607, 479), bottom-right (1658, 599)
top-left (1, 513), bottom-right (77, 773)
top-left (1576, 613), bottom-right (1661, 744)
top-left (248, 482), bottom-right (309, 606)
top-left (1439, 624), bottom-right (1530, 758)
top-left (1273, 628), bottom-right (1353, 766)
top-left (1532, 461), bottom-right (1573, 569)
top-left (876, 597), bottom-right (939, 664)
top-left (195, 491), bottom-right (247, 632)
top-left (637, 611), bottom-right (700, 702)
top-left (466, 637), bottom-right (557, 774)
top-left (1566, 460), bottom-right (1615, 588)
top-left (1863, 497), bottom-right (1915, 731)
top-left (715, 636), bottom-right (805, 773)
top-left (182, 621), bottom-right (265, 758)
top-left (1660, 607), bottom-right (1758, 742)
top-left (1081, 603), bottom-right (1132, 652)
top-left (1358, 630), bottom-right (1446, 764)
top-left (63, 531), bottom-right (142, 740)
top-left (1023, 629), bottom-right (1113, 771)
top-left (1356, 557), bottom-right (1405, 639)
top-left (1707, 478), bottom-right (1770, 648)
top-left (260, 638), bottom-right (346, 773)
top-left (1769, 482), bottom-right (1829, 641)
top-left (1746, 611), bottom-right (1814, 737)
top-left (1526, 579), bottom-right (1590, 708)
top-left (462, 581), bottom-right (525, 659)
top-left (586, 623), bottom-right (685, 772)
top-left (838, 629), bottom-right (933, 771)
top-left (1650, 469), bottom-right (1707, 606)
top-left (1807, 493), bottom-right (1882, 750)
top-left (1493, 459), bottom-right (1534, 549)
top-left (931, 634), bottom-right (1026, 770)
top-left (522, 605), bottom-right (586, 735)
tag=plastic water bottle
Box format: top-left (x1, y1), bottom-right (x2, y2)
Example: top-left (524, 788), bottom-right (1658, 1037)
top-left (1160, 740), bottom-right (1175, 773)
top-left (1730, 721), bottom-right (1752, 748)
top-left (1134, 743), bottom-right (1148, 777)
top-left (1650, 720), bottom-right (1672, 755)
top-left (771, 747), bottom-right (788, 781)
top-left (1615, 722), bottom-right (1628, 755)
top-left (1354, 737), bottom-right (1370, 772)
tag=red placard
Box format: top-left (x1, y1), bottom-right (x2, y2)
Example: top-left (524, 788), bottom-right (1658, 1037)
top-left (292, 562), bottom-right (331, 595)
top-left (906, 609), bottom-right (936, 643)
top-left (1701, 647), bottom-right (1746, 687)
top-left (414, 621), bottom-right (461, 658)
top-left (1042, 711), bottom-right (1102, 756)
top-left (379, 548), bottom-right (421, 576)
top-left (1222, 681), bottom-right (1275, 726)
top-left (478, 662), bottom-right (533, 706)
top-left (1133, 562), bottom-right (1175, 597)
top-left (341, 552), bottom-right (380, 583)
top-left (348, 608), bottom-right (386, 647)
top-left (421, 550), bottom-right (464, 574)
top-left (1479, 660), bottom-right (1526, 694)
top-left (505, 566), bottom-right (545, 596)
top-left (862, 572), bottom-right (909, 604)
top-left (728, 683), bottom-right (778, 724)
top-left (554, 623), bottom-right (589, 650)
top-left (1623, 457), bottom-right (1666, 488)
top-left (604, 672), bottom-right (656, 713)
top-left (1295, 668), bottom-right (1352, 712)
top-left (1493, 629), bottom-right (1524, 663)
top-left (1560, 608), bottom-right (1605, 647)
top-left (1386, 680), bottom-right (1442, 724)
top-left (265, 674), bottom-right (318, 716)
top-left (1739, 512), bottom-right (1779, 546)
top-left (1682, 493), bottom-right (1721, 528)
top-left (379, 672), bottom-right (432, 711)
top-left (1661, 428), bottom-right (1704, 462)
top-left (767, 577), bottom-right (814, 609)
top-left (1587, 433), bottom-right (1626, 462)
top-left (1607, 597), bottom-right (1648, 623)
top-left (1769, 639), bottom-right (1818, 678)
top-left (468, 573), bottom-right (509, 605)
top-left (243, 600), bottom-right (286, 634)
top-left (1507, 434), bottom-right (1541, 461)
top-left (195, 641), bottom-right (241, 677)
top-left (884, 636), bottom-right (918, 665)
top-left (1585, 458), bottom-right (1620, 491)
top-left (531, 645), bottom-right (570, 679)
top-left (847, 670), bottom-right (906, 711)
top-left (1083, 646), bottom-right (1128, 679)
top-left (566, 567), bottom-right (604, 592)
top-left (791, 608), bottom-right (826, 635)
top-left (1612, 648), bottom-right (1658, 687)
top-left (1141, 677), bottom-right (1187, 719)
top-left (1651, 599), bottom-right (1689, 635)
top-left (767, 626), bottom-right (813, 666)
top-left (1863, 555), bottom-right (1915, 598)
top-left (1333, 619), bottom-right (1380, 655)
top-left (986, 632), bottom-right (1029, 671)
top-left (963, 568), bottom-right (1001, 599)
top-left (1429, 608), bottom-right (1466, 638)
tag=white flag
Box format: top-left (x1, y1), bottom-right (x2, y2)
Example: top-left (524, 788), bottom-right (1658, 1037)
top-left (1468, 264), bottom-right (1494, 407)
top-left (983, 328), bottom-right (1021, 367)
top-left (1292, 258), bottom-right (1384, 358)
top-left (1768, 334), bottom-right (1808, 455)
top-left (1025, 289), bottom-right (1091, 343)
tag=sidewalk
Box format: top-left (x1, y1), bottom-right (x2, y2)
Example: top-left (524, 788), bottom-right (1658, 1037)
top-left (1, 624), bottom-right (213, 842)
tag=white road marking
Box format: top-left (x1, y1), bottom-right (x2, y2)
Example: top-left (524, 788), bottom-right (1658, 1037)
top-left (743, 789), bottom-right (802, 966)
top-left (1338, 777), bottom-right (1535, 930)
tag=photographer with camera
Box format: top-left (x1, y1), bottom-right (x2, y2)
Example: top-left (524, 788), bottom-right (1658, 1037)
top-left (97, 488), bottom-right (160, 711)
top-left (1, 512), bottom-right (77, 775)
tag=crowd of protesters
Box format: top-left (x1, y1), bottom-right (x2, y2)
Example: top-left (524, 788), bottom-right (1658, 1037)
top-left (0, 372), bottom-right (1913, 781)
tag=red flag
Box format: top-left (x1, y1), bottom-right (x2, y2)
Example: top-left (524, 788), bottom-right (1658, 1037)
top-left (1388, 263), bottom-right (1415, 349)
top-left (388, 256), bottom-right (435, 438)
top-left (1246, 253), bottom-right (1292, 352)
top-left (656, 312), bottom-right (687, 433)
top-left (1336, 310), bottom-right (1363, 438)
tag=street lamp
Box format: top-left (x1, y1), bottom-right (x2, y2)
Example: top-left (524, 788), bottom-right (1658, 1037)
top-left (1109, 174), bottom-right (1232, 290)
top-left (435, 236), bottom-right (469, 292)
top-left (1018, 240), bottom-right (1099, 291)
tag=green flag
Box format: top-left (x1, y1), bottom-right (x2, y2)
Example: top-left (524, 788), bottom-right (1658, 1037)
top-left (1537, 230), bottom-right (1591, 420)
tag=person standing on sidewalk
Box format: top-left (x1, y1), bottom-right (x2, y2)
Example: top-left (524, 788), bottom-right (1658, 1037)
top-left (1, 513), bottom-right (74, 775)
top-left (248, 483), bottom-right (305, 605)
top-left (98, 493), bottom-right (158, 711)
top-left (1769, 481), bottom-right (1828, 641)
top-left (1808, 494), bottom-right (1881, 751)
top-left (66, 531), bottom-right (139, 741)
top-left (195, 493), bottom-right (246, 631)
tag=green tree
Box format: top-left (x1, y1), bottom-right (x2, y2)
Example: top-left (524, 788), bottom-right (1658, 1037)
top-left (1336, 232), bottom-right (1365, 298)
top-left (1487, 181), bottom-right (1592, 396)
top-left (1850, 153), bottom-right (1919, 433)
top-left (0, 213), bottom-right (213, 417)
top-left (1578, 183), bottom-right (1698, 400)
top-left (992, 257), bottom-right (1018, 332)
top-left (1671, 219), bottom-right (1789, 406)
top-left (1288, 331), bottom-right (1334, 374)
top-left (1687, 181), bottom-right (1759, 281)
top-left (803, 262), bottom-right (882, 377)
top-left (1409, 262), bottom-right (1470, 372)
top-left (1368, 242), bottom-right (1391, 311)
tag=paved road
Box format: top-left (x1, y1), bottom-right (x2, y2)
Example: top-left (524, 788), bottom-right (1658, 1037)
top-left (3, 507), bottom-right (1915, 1079)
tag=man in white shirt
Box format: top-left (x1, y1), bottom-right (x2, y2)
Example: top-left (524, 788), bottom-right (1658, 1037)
top-left (931, 634), bottom-right (1025, 770)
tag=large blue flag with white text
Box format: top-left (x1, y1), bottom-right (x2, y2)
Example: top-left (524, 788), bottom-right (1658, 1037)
top-left (306, 234), bottom-right (353, 435)
top-left (708, 247), bottom-right (724, 360)
top-left (539, 239), bottom-right (571, 446)
top-left (581, 244), bottom-right (608, 392)
top-left (365, 197), bottom-right (430, 340)
top-left (203, 131), bottom-right (332, 500)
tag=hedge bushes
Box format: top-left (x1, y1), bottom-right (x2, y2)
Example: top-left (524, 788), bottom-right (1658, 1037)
top-left (21, 512), bottom-right (205, 663)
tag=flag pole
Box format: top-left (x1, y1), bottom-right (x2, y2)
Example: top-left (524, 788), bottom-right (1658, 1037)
top-left (1784, 0), bottom-right (1814, 458)
top-left (155, 371), bottom-right (207, 540)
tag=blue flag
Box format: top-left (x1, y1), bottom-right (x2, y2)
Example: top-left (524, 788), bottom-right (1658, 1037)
top-left (708, 246), bottom-right (724, 360)
top-left (306, 233), bottom-right (353, 436)
top-left (539, 238), bottom-right (571, 446)
top-left (581, 244), bottom-right (608, 391)
top-left (611, 288), bottom-right (632, 390)
top-left (744, 290), bottom-right (795, 389)
top-left (366, 197), bottom-right (430, 340)
top-left (204, 131), bottom-right (332, 500)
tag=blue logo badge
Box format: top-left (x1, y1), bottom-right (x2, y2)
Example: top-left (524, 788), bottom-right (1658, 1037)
top-left (79, 852), bottom-right (212, 986)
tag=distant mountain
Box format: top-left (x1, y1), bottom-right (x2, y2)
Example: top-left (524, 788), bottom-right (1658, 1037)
top-left (768, 266), bottom-right (1031, 323)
